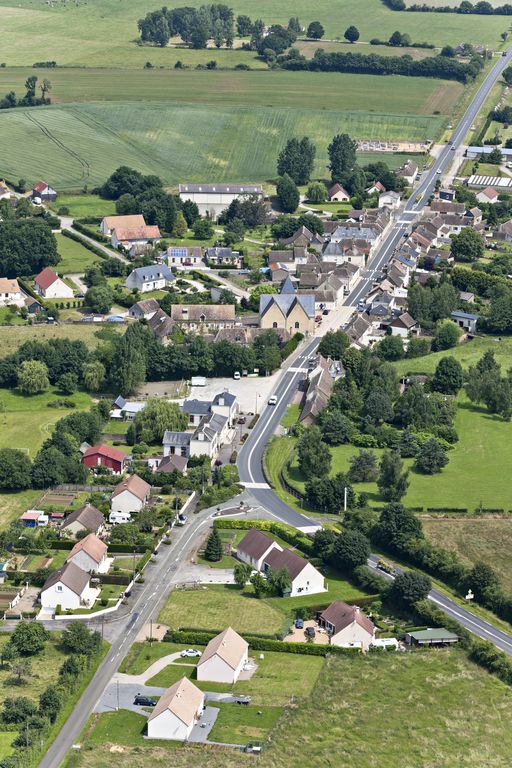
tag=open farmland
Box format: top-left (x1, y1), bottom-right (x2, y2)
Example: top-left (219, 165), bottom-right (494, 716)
top-left (0, 69), bottom-right (461, 189)
top-left (0, 0), bottom-right (507, 70)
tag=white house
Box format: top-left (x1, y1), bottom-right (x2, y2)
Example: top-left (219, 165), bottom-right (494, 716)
top-left (109, 396), bottom-right (146, 421)
top-left (66, 533), bottom-right (109, 574)
top-left (166, 246), bottom-right (203, 267)
top-left (178, 183), bottom-right (263, 220)
top-left (451, 310), bottom-right (480, 334)
top-left (0, 278), bottom-right (24, 308)
top-left (189, 412), bottom-right (229, 460)
top-left (237, 528), bottom-right (283, 571)
top-left (34, 268), bottom-right (74, 299)
top-left (147, 677), bottom-right (204, 741)
top-left (125, 265), bottom-right (175, 293)
top-left (196, 627), bottom-right (249, 684)
top-left (110, 474), bottom-right (151, 520)
top-left (319, 601), bottom-right (376, 651)
top-left (378, 191), bottom-right (401, 210)
top-left (61, 504), bottom-right (105, 537)
top-left (476, 186), bottom-right (499, 204)
top-left (263, 546), bottom-right (325, 597)
top-left (389, 312), bottom-right (419, 338)
top-left (397, 159), bottom-right (418, 185)
top-left (40, 562), bottom-right (97, 611)
top-left (211, 391), bottom-right (238, 426)
top-left (328, 183), bottom-right (350, 202)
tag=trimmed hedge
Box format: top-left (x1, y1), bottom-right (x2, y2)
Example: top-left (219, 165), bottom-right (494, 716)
top-left (281, 332), bottom-right (304, 361)
top-left (73, 220), bottom-right (111, 245)
top-left (163, 630), bottom-right (361, 656)
top-left (426, 507), bottom-right (468, 514)
top-left (214, 518), bottom-right (314, 556)
top-left (62, 228), bottom-right (107, 261)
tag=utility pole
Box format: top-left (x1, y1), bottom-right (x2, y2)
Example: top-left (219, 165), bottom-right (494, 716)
top-left (344, 486), bottom-right (348, 513)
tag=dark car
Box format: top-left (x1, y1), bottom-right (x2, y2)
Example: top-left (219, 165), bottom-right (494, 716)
top-left (295, 618), bottom-right (304, 629)
top-left (133, 695), bottom-right (157, 706)
top-left (238, 416), bottom-right (247, 425)
top-left (235, 696), bottom-right (251, 705)
top-left (305, 626), bottom-right (316, 638)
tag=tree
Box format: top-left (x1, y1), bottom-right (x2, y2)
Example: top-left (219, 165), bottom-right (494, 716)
top-left (17, 359), bottom-right (49, 395)
top-left (415, 438), bottom-right (448, 475)
top-left (503, 65), bottom-right (512, 85)
top-left (11, 622), bottom-right (49, 656)
top-left (328, 133), bottom-right (357, 184)
top-left (348, 450), bottom-right (378, 482)
top-left (237, 14), bottom-right (253, 36)
top-left (297, 426), bottom-right (332, 478)
top-left (432, 320), bottom-right (461, 351)
top-left (0, 448), bottom-right (32, 490)
top-left (85, 285), bottom-right (113, 314)
top-left (488, 146), bottom-right (502, 165)
top-left (233, 562), bottom-right (251, 588)
top-left (39, 685), bottom-right (61, 723)
top-left (344, 25), bottom-right (360, 43)
top-left (391, 571), bottom-right (431, 606)
top-left (204, 528), bottom-right (223, 562)
top-left (306, 181), bottom-right (327, 203)
top-left (250, 572), bottom-right (268, 598)
top-left (307, 21), bottom-right (324, 39)
top-left (363, 390), bottom-right (394, 425)
top-left (276, 174), bottom-right (299, 213)
top-left (193, 218), bottom-right (214, 239)
top-left (450, 227), bottom-right (484, 263)
top-left (466, 561), bottom-right (499, 601)
top-left (431, 356), bottom-right (463, 395)
top-left (320, 411), bottom-right (354, 445)
top-left (0, 219), bottom-right (58, 277)
top-left (377, 451), bottom-right (409, 502)
top-left (375, 335), bottom-right (404, 361)
top-left (172, 211), bottom-right (188, 237)
top-left (306, 474), bottom-right (354, 514)
top-left (312, 528), bottom-right (337, 562)
top-left (133, 398), bottom-right (187, 443)
top-left (266, 566), bottom-right (292, 596)
top-left (389, 30), bottom-right (403, 46)
top-left (1, 697), bottom-right (37, 724)
top-left (277, 137), bottom-right (316, 185)
top-left (399, 428), bottom-right (420, 458)
top-left (332, 529), bottom-right (370, 572)
top-left (61, 622), bottom-right (101, 656)
top-left (57, 371), bottom-right (78, 395)
top-left (318, 330), bottom-right (349, 358)
top-left (375, 502), bottom-right (422, 552)
top-left (10, 659), bottom-right (31, 685)
top-left (82, 361), bottom-right (105, 392)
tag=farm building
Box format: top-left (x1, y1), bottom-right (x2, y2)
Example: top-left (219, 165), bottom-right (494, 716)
top-left (178, 183), bottom-right (262, 220)
top-left (405, 628), bottom-right (459, 647)
top-left (31, 181), bottom-right (57, 202)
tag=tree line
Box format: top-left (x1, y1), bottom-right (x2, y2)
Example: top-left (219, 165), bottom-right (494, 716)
top-left (138, 4), bottom-right (234, 48)
top-left (0, 75), bottom-right (51, 110)
top-left (382, 0), bottom-right (512, 15)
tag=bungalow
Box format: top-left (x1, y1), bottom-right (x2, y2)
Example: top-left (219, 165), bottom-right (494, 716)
top-left (378, 191), bottom-right (401, 210)
top-left (237, 528), bottom-right (283, 572)
top-left (61, 503), bottom-right (105, 537)
top-left (147, 677), bottom-right (205, 741)
top-left (0, 278), bottom-right (24, 308)
top-left (166, 245), bottom-right (203, 267)
top-left (40, 562), bottom-right (96, 611)
top-left (170, 304), bottom-right (237, 331)
top-left (206, 247), bottom-right (242, 268)
top-left (125, 265), bottom-right (175, 294)
top-left (31, 181), bottom-right (57, 202)
top-left (397, 159), bottom-right (418, 185)
top-left (328, 183), bottom-right (350, 202)
top-left (66, 533), bottom-right (108, 574)
top-left (109, 396), bottom-right (146, 421)
top-left (34, 268), bottom-right (74, 300)
top-left (148, 453), bottom-right (188, 475)
top-left (319, 601), bottom-right (376, 651)
top-left (110, 474), bottom-right (151, 520)
top-left (389, 312), bottom-right (419, 338)
top-left (196, 627), bottom-right (249, 684)
top-left (366, 181), bottom-right (385, 195)
top-left (451, 310), bottom-right (479, 334)
top-left (82, 444), bottom-right (125, 474)
top-left (129, 298), bottom-right (160, 320)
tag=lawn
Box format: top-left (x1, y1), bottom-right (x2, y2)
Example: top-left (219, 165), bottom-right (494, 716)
top-left (423, 516), bottom-right (512, 592)
top-left (0, 732), bottom-right (14, 761)
top-left (0, 70), bottom-right (459, 189)
top-left (55, 232), bottom-right (99, 274)
top-left (0, 322), bottom-right (124, 355)
top-left (51, 193), bottom-right (116, 218)
top-left (393, 336), bottom-right (512, 377)
top-left (0, 488), bottom-right (42, 530)
top-left (157, 585), bottom-right (285, 635)
top-left (208, 702), bottom-right (283, 744)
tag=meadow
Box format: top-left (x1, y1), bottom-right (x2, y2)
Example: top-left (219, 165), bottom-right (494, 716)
top-left (54, 233), bottom-right (99, 274)
top-left (0, 322), bottom-right (124, 355)
top-left (0, 0), bottom-right (507, 70)
top-left (0, 69), bottom-right (459, 188)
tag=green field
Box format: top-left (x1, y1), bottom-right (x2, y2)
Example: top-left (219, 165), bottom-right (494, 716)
top-left (0, 322), bottom-right (124, 355)
top-left (393, 336), bottom-right (512, 377)
top-left (0, 69), bottom-right (460, 188)
top-left (0, 0), bottom-right (507, 71)
top-left (52, 193), bottom-right (116, 218)
top-left (55, 233), bottom-right (99, 274)
top-left (208, 702), bottom-right (282, 744)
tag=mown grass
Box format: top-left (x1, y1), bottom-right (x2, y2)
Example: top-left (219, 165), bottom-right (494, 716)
top-left (0, 322), bottom-right (124, 355)
top-left (55, 233), bottom-right (99, 274)
top-left (0, 732), bottom-right (14, 761)
top-left (51, 193), bottom-right (115, 219)
top-left (208, 702), bottom-right (283, 744)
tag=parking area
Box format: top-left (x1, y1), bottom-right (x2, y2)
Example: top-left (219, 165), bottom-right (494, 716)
top-left (188, 375), bottom-right (280, 414)
top-left (284, 619), bottom-right (330, 645)
top-left (188, 706), bottom-right (219, 743)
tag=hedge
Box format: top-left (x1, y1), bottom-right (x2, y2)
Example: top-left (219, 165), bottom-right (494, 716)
top-left (163, 630), bottom-right (361, 656)
top-left (62, 228), bottom-right (108, 261)
top-left (426, 507), bottom-right (468, 513)
top-left (73, 220), bottom-right (111, 245)
top-left (213, 518), bottom-right (314, 556)
top-left (281, 332), bottom-right (304, 361)
top-left (98, 574), bottom-right (131, 585)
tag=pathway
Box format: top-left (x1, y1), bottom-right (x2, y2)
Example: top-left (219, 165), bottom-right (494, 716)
top-left (60, 216), bottom-right (129, 264)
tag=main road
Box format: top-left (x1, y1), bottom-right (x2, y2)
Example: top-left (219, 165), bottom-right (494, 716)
top-left (239, 45), bottom-right (512, 655)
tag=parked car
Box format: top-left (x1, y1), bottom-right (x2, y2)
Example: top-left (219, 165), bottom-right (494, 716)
top-left (176, 514), bottom-right (188, 526)
top-left (238, 416), bottom-right (247, 425)
top-left (235, 696), bottom-right (251, 705)
top-left (295, 618), bottom-right (304, 629)
top-left (233, 371), bottom-right (241, 380)
top-left (268, 396), bottom-right (277, 406)
top-left (134, 695), bottom-right (157, 706)
top-left (181, 649), bottom-right (202, 658)
top-left (305, 626), bottom-right (316, 638)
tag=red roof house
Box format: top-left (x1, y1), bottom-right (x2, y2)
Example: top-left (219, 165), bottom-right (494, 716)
top-left (34, 268), bottom-right (74, 299)
top-left (31, 181), bottom-right (57, 201)
top-left (82, 444), bottom-right (126, 474)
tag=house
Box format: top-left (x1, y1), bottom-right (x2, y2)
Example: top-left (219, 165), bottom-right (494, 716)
top-left (237, 528), bottom-right (283, 571)
top-left (147, 677), bottom-right (205, 741)
top-left (459, 290), bottom-right (475, 303)
top-left (206, 247), bottom-right (242, 268)
top-left (24, 295), bottom-right (43, 315)
top-left (494, 219), bottom-right (512, 242)
top-left (129, 298), bottom-right (160, 320)
top-left (34, 268), bottom-right (74, 300)
top-left (125, 265), bottom-right (174, 294)
top-left (389, 312), bottom-right (419, 338)
top-left (451, 310), bottom-right (479, 334)
top-left (66, 533), bottom-right (108, 574)
top-left (182, 399), bottom-right (211, 426)
top-left (101, 214), bottom-right (145, 237)
top-left (476, 186), bottom-right (499, 204)
top-left (62, 504), bottom-right (105, 537)
top-left (378, 191), bottom-right (401, 210)
top-left (31, 181), bottom-right (57, 202)
top-left (178, 183), bottom-right (263, 220)
top-left (0, 278), bottom-right (24, 308)
top-left (263, 546), bottom-right (325, 597)
top-left (282, 226), bottom-right (324, 251)
top-left (366, 181), bottom-right (385, 195)
top-left (397, 159), bottom-right (418, 184)
top-left (170, 304), bottom-right (237, 331)
top-left (319, 601), bottom-right (376, 651)
top-left (148, 308), bottom-right (174, 342)
top-left (110, 474), bottom-right (151, 520)
top-left (334, 262), bottom-right (360, 295)
top-left (162, 431), bottom-right (191, 459)
top-left (40, 562), bottom-right (96, 611)
top-left (328, 183), bottom-right (350, 202)
top-left (82, 444), bottom-right (125, 474)
top-left (211, 391), bottom-right (238, 426)
top-left (112, 223), bottom-right (160, 249)
top-left (19, 510), bottom-right (48, 527)
top-left (166, 245), bottom-right (203, 267)
top-left (300, 355), bottom-right (337, 425)
top-left (148, 454), bottom-right (189, 475)
top-left (345, 313), bottom-right (373, 348)
top-left (322, 239), bottom-right (368, 269)
top-left (405, 628), bottom-right (459, 647)
top-left (189, 412), bottom-right (229, 460)
top-left (259, 280), bottom-right (315, 336)
top-left (196, 627), bottom-right (249, 684)
top-left (439, 188), bottom-right (456, 202)
top-left (109, 396), bottom-right (146, 421)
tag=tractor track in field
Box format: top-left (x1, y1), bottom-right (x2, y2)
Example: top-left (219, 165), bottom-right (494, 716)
top-left (23, 111), bottom-right (90, 180)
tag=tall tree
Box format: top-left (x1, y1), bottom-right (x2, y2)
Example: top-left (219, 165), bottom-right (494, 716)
top-left (377, 451), bottom-right (409, 502)
top-left (307, 21), bottom-right (324, 39)
top-left (277, 137), bottom-right (316, 184)
top-left (276, 173), bottom-right (300, 213)
top-left (431, 357), bottom-right (463, 395)
top-left (297, 426), bottom-right (331, 478)
top-left (17, 360), bottom-right (49, 395)
top-left (344, 25), bottom-right (359, 43)
top-left (0, 449), bottom-right (32, 490)
top-left (133, 398), bottom-right (187, 443)
top-left (204, 528), bottom-right (223, 561)
top-left (415, 438), bottom-right (448, 474)
top-left (327, 133), bottom-right (357, 183)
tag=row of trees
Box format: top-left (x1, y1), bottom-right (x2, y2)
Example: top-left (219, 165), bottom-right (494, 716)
top-left (384, 0), bottom-right (512, 15)
top-left (139, 4), bottom-right (234, 48)
top-left (0, 75), bottom-right (51, 110)
top-left (0, 218), bottom-right (58, 278)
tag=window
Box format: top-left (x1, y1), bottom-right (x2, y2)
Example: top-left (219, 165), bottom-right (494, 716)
top-left (56, 585), bottom-right (63, 592)
top-left (294, 321), bottom-right (300, 329)
top-left (272, 322), bottom-right (278, 328)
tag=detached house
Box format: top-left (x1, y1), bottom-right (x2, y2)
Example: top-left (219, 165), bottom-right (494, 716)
top-left (389, 312), bottom-right (419, 338)
top-left (125, 265), bottom-right (175, 293)
top-left (328, 183), bottom-right (350, 202)
top-left (66, 533), bottom-right (108, 574)
top-left (40, 562), bottom-right (96, 611)
top-left (110, 474), bottom-right (151, 522)
top-left (31, 181), bottom-right (57, 202)
top-left (237, 528), bottom-right (283, 571)
top-left (100, 214), bottom-right (160, 248)
top-left (397, 159), bottom-right (418, 185)
top-left (147, 677), bottom-right (205, 741)
top-left (319, 601), bottom-right (376, 651)
top-left (82, 444), bottom-right (125, 474)
top-left (196, 627), bottom-right (249, 684)
top-left (61, 503), bottom-right (105, 537)
top-left (0, 278), bottom-right (24, 308)
top-left (206, 247), bottom-right (242, 268)
top-left (166, 246), bottom-right (203, 267)
top-left (34, 268), bottom-right (73, 299)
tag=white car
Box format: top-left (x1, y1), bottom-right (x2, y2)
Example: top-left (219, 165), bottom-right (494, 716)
top-left (437, 168), bottom-right (442, 174)
top-left (268, 396), bottom-right (277, 406)
top-left (181, 649), bottom-right (202, 658)
top-left (233, 371), bottom-right (241, 380)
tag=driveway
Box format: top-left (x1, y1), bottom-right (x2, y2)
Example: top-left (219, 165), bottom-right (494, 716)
top-left (96, 681), bottom-right (166, 714)
top-left (174, 565), bottom-right (235, 584)
top-left (188, 706), bottom-right (219, 742)
top-left (188, 374), bottom-right (280, 414)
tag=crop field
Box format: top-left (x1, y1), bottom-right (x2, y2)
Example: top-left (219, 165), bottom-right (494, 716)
top-left (0, 0), bottom-right (507, 71)
top-left (0, 69), bottom-right (459, 188)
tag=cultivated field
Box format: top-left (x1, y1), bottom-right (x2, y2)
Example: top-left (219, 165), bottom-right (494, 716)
top-left (0, 0), bottom-right (507, 70)
top-left (0, 68), bottom-right (460, 188)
